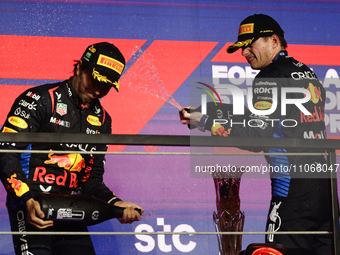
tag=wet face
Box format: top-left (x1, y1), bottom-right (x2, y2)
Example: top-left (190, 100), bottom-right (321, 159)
top-left (72, 63), bottom-right (112, 104)
top-left (241, 36), bottom-right (280, 70)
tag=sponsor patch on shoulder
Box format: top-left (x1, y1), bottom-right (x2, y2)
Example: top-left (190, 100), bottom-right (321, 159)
top-left (8, 116), bottom-right (28, 129)
top-left (87, 115), bottom-right (101, 126)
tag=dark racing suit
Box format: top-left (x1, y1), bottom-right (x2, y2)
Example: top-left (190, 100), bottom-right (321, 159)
top-left (0, 79), bottom-right (120, 255)
top-left (228, 51), bottom-right (331, 255)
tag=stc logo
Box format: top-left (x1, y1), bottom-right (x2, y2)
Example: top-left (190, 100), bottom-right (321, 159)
top-left (134, 218), bottom-right (196, 253)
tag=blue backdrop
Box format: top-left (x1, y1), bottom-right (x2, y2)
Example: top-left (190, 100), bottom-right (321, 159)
top-left (0, 1), bottom-right (340, 254)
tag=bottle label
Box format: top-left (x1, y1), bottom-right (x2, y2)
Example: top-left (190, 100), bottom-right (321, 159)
top-left (55, 208), bottom-right (85, 220)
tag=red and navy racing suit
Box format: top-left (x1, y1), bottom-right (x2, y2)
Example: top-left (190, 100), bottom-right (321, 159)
top-left (228, 51), bottom-right (331, 255)
top-left (0, 79), bottom-right (120, 255)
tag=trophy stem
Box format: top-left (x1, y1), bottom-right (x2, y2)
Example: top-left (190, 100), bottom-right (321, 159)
top-left (211, 170), bottom-right (244, 255)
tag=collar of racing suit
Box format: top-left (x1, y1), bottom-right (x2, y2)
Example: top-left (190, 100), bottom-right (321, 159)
top-left (272, 50), bottom-right (288, 63)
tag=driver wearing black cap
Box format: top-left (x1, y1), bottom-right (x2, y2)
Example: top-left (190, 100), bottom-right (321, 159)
top-left (180, 14), bottom-right (331, 255)
top-left (0, 42), bottom-right (144, 255)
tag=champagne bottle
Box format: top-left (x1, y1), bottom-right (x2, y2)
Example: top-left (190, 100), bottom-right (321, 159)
top-left (35, 193), bottom-right (131, 226)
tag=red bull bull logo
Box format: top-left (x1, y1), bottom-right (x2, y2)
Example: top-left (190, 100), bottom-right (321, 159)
top-left (7, 174), bottom-right (29, 197)
top-left (44, 153), bottom-right (85, 172)
top-left (307, 83), bottom-right (322, 104)
top-left (2, 126), bottom-right (17, 133)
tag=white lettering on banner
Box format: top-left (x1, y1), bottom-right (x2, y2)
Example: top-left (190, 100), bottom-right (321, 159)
top-left (212, 65), bottom-right (259, 86)
top-left (326, 114), bottom-right (340, 133)
top-left (172, 225), bottom-right (197, 252)
top-left (134, 218), bottom-right (196, 253)
top-left (323, 69), bottom-right (340, 88)
top-left (134, 224), bottom-right (156, 252)
top-left (325, 91), bottom-right (340, 111)
top-left (213, 65), bottom-right (340, 89)
top-left (157, 218), bottom-right (172, 252)
top-left (227, 66), bottom-right (245, 85)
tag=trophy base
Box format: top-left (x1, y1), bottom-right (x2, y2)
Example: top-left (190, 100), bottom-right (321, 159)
top-left (213, 210), bottom-right (245, 255)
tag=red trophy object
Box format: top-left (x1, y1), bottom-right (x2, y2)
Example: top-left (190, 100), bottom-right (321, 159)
top-left (211, 169), bottom-right (244, 255)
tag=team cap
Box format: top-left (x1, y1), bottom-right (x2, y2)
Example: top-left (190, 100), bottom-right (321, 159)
top-left (81, 42), bottom-right (125, 92)
top-left (227, 14), bottom-right (284, 54)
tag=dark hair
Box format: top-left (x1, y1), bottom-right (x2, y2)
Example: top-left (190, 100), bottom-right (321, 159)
top-left (73, 60), bottom-right (112, 87)
top-left (279, 36), bottom-right (287, 49)
top-left (73, 60), bottom-right (92, 75)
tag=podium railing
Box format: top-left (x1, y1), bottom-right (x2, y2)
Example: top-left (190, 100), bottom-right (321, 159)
top-left (0, 133), bottom-right (338, 254)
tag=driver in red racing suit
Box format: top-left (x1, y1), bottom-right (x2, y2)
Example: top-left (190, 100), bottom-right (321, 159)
top-left (0, 42), bottom-right (144, 255)
top-left (180, 14), bottom-right (331, 255)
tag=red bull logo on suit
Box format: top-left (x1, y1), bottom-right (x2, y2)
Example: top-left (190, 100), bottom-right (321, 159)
top-left (44, 153), bottom-right (85, 172)
top-left (7, 174), bottom-right (29, 197)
